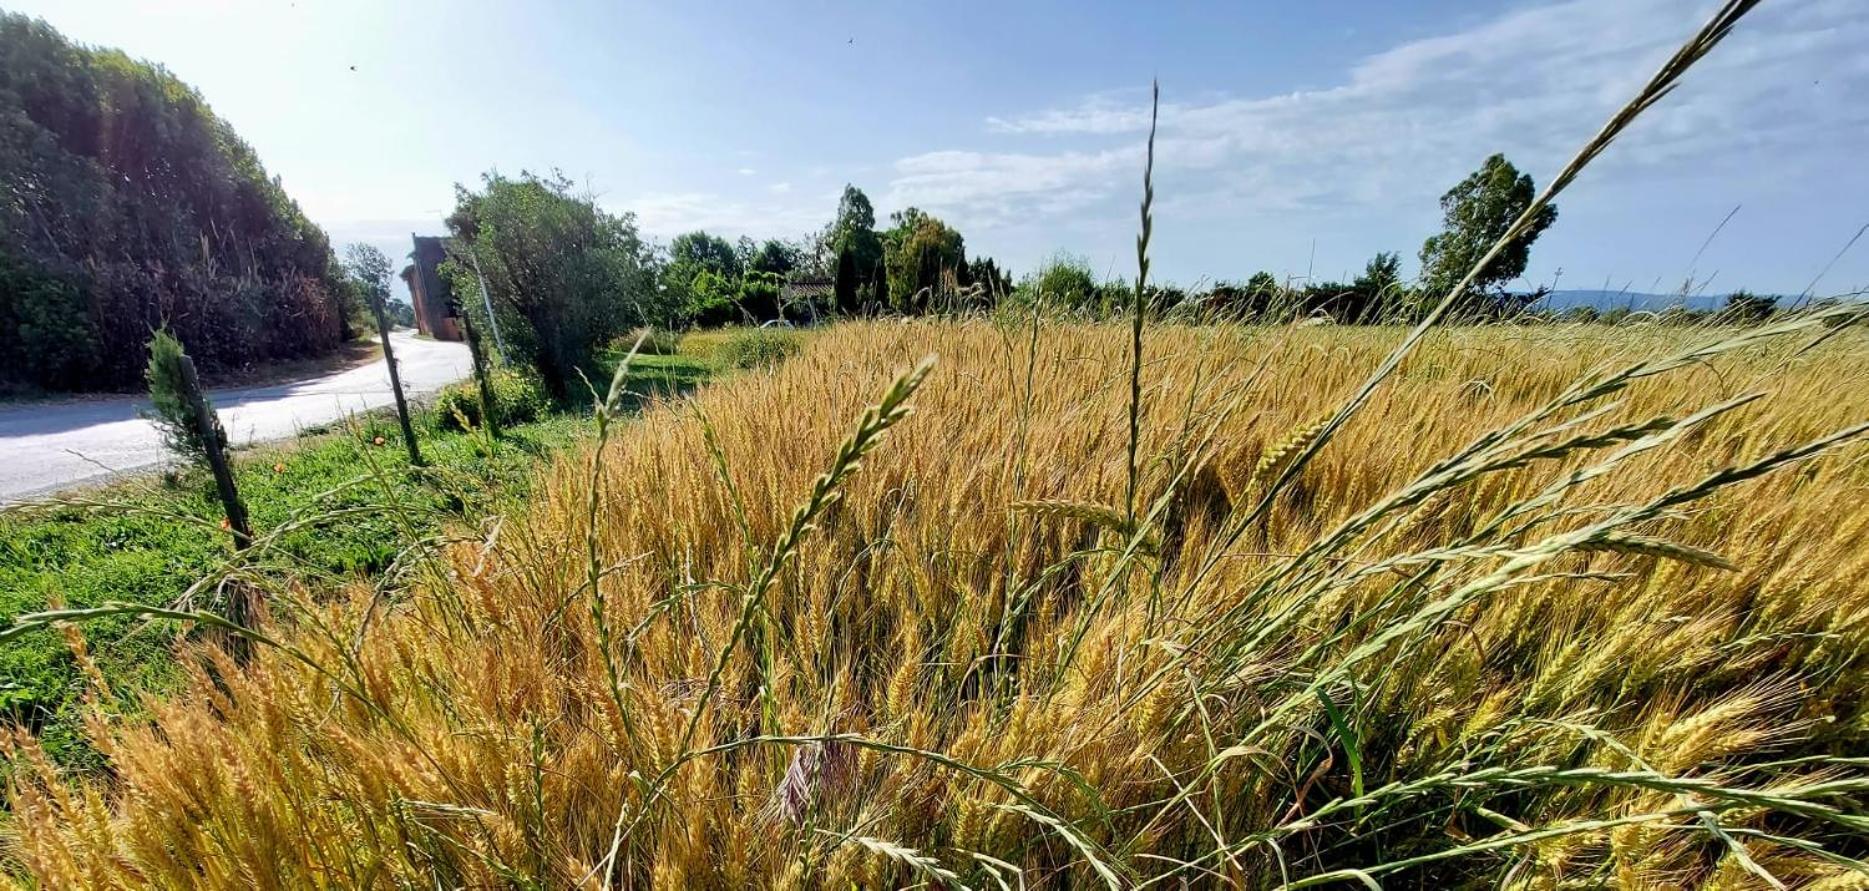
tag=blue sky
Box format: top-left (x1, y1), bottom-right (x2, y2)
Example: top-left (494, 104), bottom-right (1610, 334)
top-left (11, 0), bottom-right (1868, 300)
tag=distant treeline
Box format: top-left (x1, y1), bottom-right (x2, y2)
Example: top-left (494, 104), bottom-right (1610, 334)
top-left (0, 14), bottom-right (351, 392)
top-left (651, 155), bottom-right (1566, 328)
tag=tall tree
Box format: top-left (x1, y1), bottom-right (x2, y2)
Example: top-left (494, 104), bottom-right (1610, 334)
top-left (0, 13), bottom-right (351, 392)
top-left (345, 244), bottom-right (421, 465)
top-left (442, 171), bottom-right (663, 402)
top-left (883, 207), bottom-right (965, 314)
top-left (1352, 251), bottom-right (1406, 321)
top-left (825, 185), bottom-right (884, 288)
top-left (1418, 154), bottom-right (1558, 307)
top-left (833, 246), bottom-right (859, 314)
top-left (749, 239), bottom-right (801, 277)
top-left (872, 257), bottom-right (890, 312)
top-left (662, 231), bottom-right (742, 327)
top-left (668, 231), bottom-right (739, 280)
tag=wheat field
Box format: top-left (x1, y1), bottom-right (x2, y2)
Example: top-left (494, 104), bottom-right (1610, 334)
top-left (7, 316), bottom-right (1869, 888)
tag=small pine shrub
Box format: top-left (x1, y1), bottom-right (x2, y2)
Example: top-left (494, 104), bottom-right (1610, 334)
top-left (717, 328), bottom-right (800, 369)
top-left (144, 329), bottom-right (218, 462)
top-left (434, 367), bottom-right (548, 432)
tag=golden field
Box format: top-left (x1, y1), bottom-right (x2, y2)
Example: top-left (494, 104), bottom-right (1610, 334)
top-left (8, 318), bottom-right (1869, 888)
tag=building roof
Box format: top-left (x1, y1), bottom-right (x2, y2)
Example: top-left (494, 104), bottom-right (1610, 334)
top-left (781, 278), bottom-right (835, 301)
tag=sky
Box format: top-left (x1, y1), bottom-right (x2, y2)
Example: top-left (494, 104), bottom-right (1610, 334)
top-left (10, 0), bottom-right (1868, 302)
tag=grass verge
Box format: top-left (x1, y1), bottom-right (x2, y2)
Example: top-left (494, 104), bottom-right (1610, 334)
top-left (0, 341), bottom-right (724, 767)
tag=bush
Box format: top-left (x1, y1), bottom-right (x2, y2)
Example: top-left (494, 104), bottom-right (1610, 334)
top-left (621, 327), bottom-right (683, 356)
top-left (716, 328), bottom-right (799, 369)
top-left (433, 367), bottom-right (548, 432)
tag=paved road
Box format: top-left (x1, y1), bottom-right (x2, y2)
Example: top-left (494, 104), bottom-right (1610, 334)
top-left (0, 332), bottom-right (471, 504)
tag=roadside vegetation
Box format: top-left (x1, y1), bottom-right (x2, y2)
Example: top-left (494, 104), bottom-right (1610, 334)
top-left (0, 341), bottom-right (721, 769)
top-left (0, 14), bottom-right (356, 394)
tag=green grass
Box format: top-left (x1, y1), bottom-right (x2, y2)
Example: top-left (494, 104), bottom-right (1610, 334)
top-left (0, 344), bottom-right (726, 767)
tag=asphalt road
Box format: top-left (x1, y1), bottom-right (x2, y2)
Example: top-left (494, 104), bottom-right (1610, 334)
top-left (0, 332), bottom-right (471, 504)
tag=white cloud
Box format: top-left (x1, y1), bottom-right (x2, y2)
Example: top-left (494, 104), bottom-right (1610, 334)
top-left (628, 191), bottom-right (823, 241)
top-left (985, 94), bottom-right (1157, 135)
top-left (768, 181), bottom-right (793, 194)
top-left (736, 167), bottom-right (757, 176)
top-left (898, 0), bottom-right (1868, 235)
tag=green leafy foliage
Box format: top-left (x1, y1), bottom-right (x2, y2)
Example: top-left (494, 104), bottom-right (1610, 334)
top-left (441, 170), bottom-right (667, 403)
top-left (1418, 153), bottom-right (1558, 307)
top-left (737, 270), bottom-right (785, 322)
top-left (717, 328), bottom-right (800, 369)
top-left (434, 367), bottom-right (549, 432)
top-left (1019, 252), bottom-right (1098, 310)
top-left (143, 330), bottom-right (219, 464)
top-left (1721, 290), bottom-right (1776, 323)
top-left (0, 13), bottom-right (350, 391)
top-left (883, 207), bottom-right (967, 313)
top-left (825, 185), bottom-right (884, 293)
top-left (833, 245), bottom-right (859, 313)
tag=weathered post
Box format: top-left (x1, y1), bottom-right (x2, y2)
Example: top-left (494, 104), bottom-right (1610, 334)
top-left (461, 308), bottom-right (501, 440)
top-left (371, 293), bottom-right (424, 466)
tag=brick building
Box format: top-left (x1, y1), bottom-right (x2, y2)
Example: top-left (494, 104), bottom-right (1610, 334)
top-left (398, 235), bottom-right (463, 341)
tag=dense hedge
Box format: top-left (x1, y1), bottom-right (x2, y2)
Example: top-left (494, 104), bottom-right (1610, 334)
top-left (0, 14), bottom-right (351, 391)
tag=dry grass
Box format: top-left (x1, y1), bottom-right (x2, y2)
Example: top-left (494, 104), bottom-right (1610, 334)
top-left (8, 316), bottom-right (1869, 888)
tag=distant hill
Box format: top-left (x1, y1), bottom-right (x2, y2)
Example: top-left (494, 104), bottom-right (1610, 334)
top-left (1534, 290), bottom-right (1728, 312)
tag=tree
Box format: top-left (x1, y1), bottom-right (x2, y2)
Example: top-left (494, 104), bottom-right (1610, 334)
top-left (872, 257), bottom-right (890, 313)
top-left (662, 230), bottom-right (743, 326)
top-left (668, 231), bottom-right (738, 280)
top-left (833, 246), bottom-right (859, 313)
top-left (825, 185), bottom-right (884, 291)
top-left (1418, 154), bottom-right (1557, 309)
top-left (737, 270), bottom-right (785, 322)
top-left (1721, 290), bottom-right (1776, 324)
top-left (345, 244), bottom-right (421, 465)
top-left (1021, 252), bottom-right (1097, 310)
top-left (442, 171), bottom-right (662, 402)
top-left (0, 13), bottom-right (351, 392)
top-left (883, 207), bottom-right (965, 314)
top-left (1351, 251), bottom-right (1407, 321)
top-left (749, 239), bottom-right (801, 277)
top-left (969, 257), bottom-right (1012, 301)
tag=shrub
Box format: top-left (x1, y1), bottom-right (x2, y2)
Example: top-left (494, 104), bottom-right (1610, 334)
top-left (441, 170), bottom-right (664, 403)
top-left (621, 327), bottom-right (683, 356)
top-left (716, 328), bottom-right (799, 369)
top-left (433, 367), bottom-right (547, 432)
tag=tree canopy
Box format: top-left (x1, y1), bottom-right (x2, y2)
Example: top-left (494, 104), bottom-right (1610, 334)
top-left (440, 170), bottom-right (664, 402)
top-left (1418, 153), bottom-right (1557, 307)
top-left (883, 207), bottom-right (967, 313)
top-left (0, 13), bottom-right (351, 391)
top-left (826, 185), bottom-right (884, 288)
